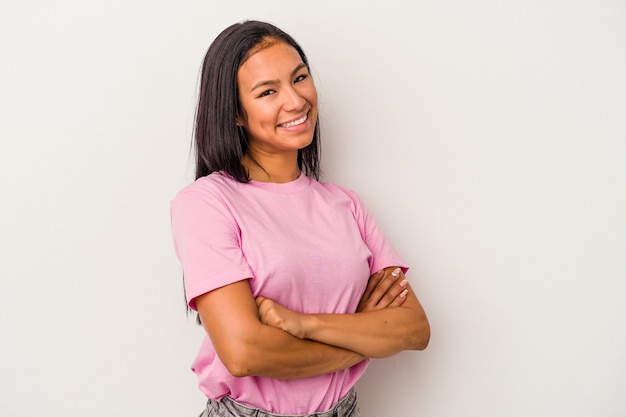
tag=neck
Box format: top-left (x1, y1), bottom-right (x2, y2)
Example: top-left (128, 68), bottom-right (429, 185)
top-left (242, 152), bottom-right (301, 183)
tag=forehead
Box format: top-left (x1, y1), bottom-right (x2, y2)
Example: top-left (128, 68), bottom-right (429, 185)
top-left (238, 42), bottom-right (304, 81)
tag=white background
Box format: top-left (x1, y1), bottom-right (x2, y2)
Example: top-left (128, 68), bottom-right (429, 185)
top-left (1, 1), bottom-right (624, 416)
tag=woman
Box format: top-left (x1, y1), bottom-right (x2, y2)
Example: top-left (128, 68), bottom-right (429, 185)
top-left (170, 20), bottom-right (430, 417)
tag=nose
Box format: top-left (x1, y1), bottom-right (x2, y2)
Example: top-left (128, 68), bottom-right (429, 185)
top-left (282, 85), bottom-right (307, 112)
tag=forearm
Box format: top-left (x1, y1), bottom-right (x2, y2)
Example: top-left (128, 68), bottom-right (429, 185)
top-left (195, 280), bottom-right (365, 379)
top-left (228, 322), bottom-right (365, 379)
top-left (266, 283), bottom-right (429, 358)
top-left (303, 298), bottom-right (430, 358)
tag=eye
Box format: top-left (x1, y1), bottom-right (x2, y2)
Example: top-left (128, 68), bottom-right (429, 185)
top-left (294, 73), bottom-right (308, 83)
top-left (259, 89), bottom-right (276, 98)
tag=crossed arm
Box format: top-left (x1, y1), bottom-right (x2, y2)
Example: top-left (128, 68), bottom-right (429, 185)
top-left (194, 267), bottom-right (430, 379)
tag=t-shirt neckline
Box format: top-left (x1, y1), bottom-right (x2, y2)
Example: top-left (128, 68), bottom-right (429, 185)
top-left (247, 172), bottom-right (311, 193)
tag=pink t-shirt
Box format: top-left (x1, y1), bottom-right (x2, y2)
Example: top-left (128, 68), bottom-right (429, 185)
top-left (170, 172), bottom-right (407, 414)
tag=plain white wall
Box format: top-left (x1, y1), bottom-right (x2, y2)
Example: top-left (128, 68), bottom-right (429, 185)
top-left (1, 1), bottom-right (624, 416)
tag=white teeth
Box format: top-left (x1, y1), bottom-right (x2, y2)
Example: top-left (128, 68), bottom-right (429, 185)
top-left (280, 113), bottom-right (307, 128)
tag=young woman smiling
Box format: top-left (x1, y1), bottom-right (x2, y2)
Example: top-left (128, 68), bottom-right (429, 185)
top-left (170, 20), bottom-right (430, 417)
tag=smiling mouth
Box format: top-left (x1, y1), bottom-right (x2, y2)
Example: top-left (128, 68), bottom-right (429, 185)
top-left (278, 112), bottom-right (308, 128)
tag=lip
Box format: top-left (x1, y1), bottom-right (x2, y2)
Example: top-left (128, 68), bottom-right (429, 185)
top-left (278, 111), bottom-right (309, 129)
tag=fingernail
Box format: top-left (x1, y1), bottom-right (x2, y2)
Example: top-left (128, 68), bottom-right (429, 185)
top-left (400, 279), bottom-right (408, 287)
top-left (391, 268), bottom-right (401, 277)
top-left (399, 289), bottom-right (408, 298)
top-left (376, 270), bottom-right (384, 275)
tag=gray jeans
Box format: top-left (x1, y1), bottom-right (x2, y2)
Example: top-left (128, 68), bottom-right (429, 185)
top-left (199, 387), bottom-right (360, 417)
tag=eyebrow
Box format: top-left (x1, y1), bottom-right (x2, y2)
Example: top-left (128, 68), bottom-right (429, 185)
top-left (249, 63), bottom-right (308, 93)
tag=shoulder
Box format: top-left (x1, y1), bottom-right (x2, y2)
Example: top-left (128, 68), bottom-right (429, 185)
top-left (314, 179), bottom-right (363, 206)
top-left (173, 172), bottom-right (239, 203)
top-left (171, 172), bottom-right (246, 218)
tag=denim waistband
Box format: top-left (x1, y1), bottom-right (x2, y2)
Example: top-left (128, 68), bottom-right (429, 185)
top-left (201, 387), bottom-right (359, 417)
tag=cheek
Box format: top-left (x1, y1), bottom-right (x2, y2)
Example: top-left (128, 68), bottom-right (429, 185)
top-left (308, 87), bottom-right (319, 107)
top-left (253, 107), bottom-right (276, 124)
top-left (308, 89), bottom-right (319, 112)
top-left (240, 101), bottom-right (262, 121)
top-left (245, 105), bottom-right (277, 130)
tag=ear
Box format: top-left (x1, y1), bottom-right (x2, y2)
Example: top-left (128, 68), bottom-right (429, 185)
top-left (235, 114), bottom-right (245, 127)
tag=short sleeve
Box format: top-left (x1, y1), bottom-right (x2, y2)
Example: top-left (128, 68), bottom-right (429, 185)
top-left (170, 183), bottom-right (253, 310)
top-left (346, 189), bottom-right (409, 275)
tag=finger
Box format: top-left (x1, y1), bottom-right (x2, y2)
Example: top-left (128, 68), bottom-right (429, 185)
top-left (386, 282), bottom-right (409, 308)
top-left (362, 270), bottom-right (384, 301)
top-left (368, 268), bottom-right (403, 307)
top-left (357, 270), bottom-right (384, 312)
top-left (377, 271), bottom-right (406, 307)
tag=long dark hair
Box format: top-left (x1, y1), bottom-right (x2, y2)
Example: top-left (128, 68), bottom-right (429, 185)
top-left (194, 20), bottom-right (321, 181)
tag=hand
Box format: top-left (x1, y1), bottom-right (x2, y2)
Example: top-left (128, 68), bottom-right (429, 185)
top-left (256, 296), bottom-right (308, 339)
top-left (357, 267), bottom-right (409, 313)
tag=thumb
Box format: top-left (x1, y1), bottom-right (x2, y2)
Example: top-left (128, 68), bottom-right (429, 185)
top-left (255, 296), bottom-right (267, 307)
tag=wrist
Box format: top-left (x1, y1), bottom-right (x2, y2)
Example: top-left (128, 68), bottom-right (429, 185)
top-left (300, 314), bottom-right (320, 339)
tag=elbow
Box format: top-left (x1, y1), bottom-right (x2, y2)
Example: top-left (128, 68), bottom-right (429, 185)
top-left (218, 345), bottom-right (261, 378)
top-left (375, 317), bottom-right (430, 358)
top-left (409, 317), bottom-right (431, 351)
top-left (414, 325), bottom-right (430, 350)
top-left (374, 315), bottom-right (431, 358)
top-left (224, 362), bottom-right (253, 378)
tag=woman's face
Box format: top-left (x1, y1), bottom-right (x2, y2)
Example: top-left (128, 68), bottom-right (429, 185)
top-left (236, 41), bottom-right (318, 158)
